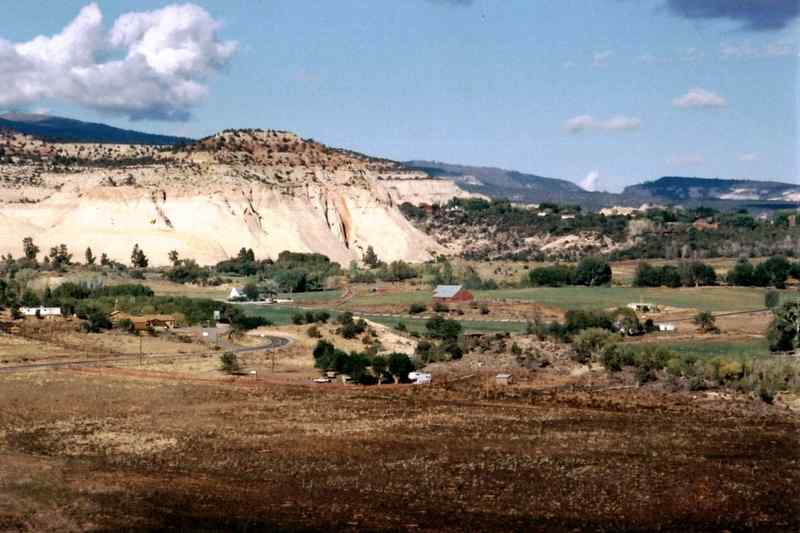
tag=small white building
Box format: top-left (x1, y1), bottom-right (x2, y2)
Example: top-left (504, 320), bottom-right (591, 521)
top-left (409, 371), bottom-right (431, 385)
top-left (628, 302), bottom-right (658, 313)
top-left (228, 287), bottom-right (245, 300)
top-left (656, 323), bottom-right (676, 332)
top-left (560, 214), bottom-right (576, 220)
top-left (496, 373), bottom-right (514, 386)
top-left (21, 306), bottom-right (61, 317)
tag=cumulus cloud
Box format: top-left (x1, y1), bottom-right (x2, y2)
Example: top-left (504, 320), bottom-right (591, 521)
top-left (564, 114), bottom-right (641, 134)
top-left (580, 170), bottom-right (600, 191)
top-left (664, 0), bottom-right (800, 31)
top-left (0, 3), bottom-right (237, 121)
top-left (672, 88), bottom-right (728, 109)
top-left (592, 50), bottom-right (614, 67)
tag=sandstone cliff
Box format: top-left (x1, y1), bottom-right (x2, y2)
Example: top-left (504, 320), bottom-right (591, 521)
top-left (0, 130), bottom-right (473, 266)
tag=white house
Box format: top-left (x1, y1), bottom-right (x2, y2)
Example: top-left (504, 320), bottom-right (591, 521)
top-left (21, 306), bottom-right (61, 317)
top-left (228, 287), bottom-right (245, 300)
top-left (656, 323), bottom-right (676, 332)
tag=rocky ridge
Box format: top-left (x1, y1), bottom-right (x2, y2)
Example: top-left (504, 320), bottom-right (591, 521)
top-left (0, 129), bottom-right (472, 266)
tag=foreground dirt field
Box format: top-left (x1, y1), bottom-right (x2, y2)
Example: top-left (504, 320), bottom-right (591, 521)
top-left (0, 367), bottom-right (798, 531)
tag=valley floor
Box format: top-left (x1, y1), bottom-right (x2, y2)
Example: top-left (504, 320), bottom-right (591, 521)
top-left (0, 352), bottom-right (798, 531)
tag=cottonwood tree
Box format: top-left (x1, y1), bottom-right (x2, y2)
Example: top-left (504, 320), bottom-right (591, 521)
top-left (131, 244), bottom-right (149, 268)
top-left (363, 246), bottom-right (380, 268)
top-left (22, 237), bottom-right (39, 261)
top-left (767, 301), bottom-right (800, 352)
top-left (48, 244), bottom-right (72, 270)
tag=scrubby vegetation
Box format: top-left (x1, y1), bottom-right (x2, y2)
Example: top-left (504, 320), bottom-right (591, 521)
top-left (312, 339), bottom-right (415, 384)
top-left (402, 198), bottom-right (800, 262)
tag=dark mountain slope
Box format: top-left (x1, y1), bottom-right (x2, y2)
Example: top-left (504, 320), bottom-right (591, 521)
top-left (404, 160), bottom-right (622, 207)
top-left (623, 176), bottom-right (800, 202)
top-left (0, 113), bottom-right (192, 145)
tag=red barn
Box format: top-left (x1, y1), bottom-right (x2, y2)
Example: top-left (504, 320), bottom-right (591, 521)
top-left (433, 285), bottom-right (473, 303)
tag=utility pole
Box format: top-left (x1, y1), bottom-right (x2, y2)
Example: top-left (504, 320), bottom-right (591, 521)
top-left (139, 332), bottom-right (143, 366)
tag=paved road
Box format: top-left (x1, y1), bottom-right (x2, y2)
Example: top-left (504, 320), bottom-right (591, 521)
top-left (0, 334), bottom-right (292, 374)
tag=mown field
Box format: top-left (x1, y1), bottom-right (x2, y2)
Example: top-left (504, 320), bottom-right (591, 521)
top-left (474, 286), bottom-right (776, 313)
top-left (347, 286), bottom-right (784, 313)
top-left (629, 337), bottom-right (772, 361)
top-left (243, 306), bottom-right (526, 334)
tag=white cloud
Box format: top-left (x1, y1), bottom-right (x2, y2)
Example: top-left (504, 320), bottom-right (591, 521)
top-left (564, 114), bottom-right (641, 134)
top-left (721, 40), bottom-right (798, 59)
top-left (635, 47), bottom-right (704, 65)
top-left (668, 154), bottom-right (705, 167)
top-left (603, 115), bottom-right (641, 131)
top-left (564, 115), bottom-right (595, 133)
top-left (739, 153), bottom-right (758, 162)
top-left (0, 3), bottom-right (237, 121)
top-left (592, 50), bottom-right (613, 67)
top-left (672, 88), bottom-right (728, 109)
top-left (580, 170), bottom-right (600, 191)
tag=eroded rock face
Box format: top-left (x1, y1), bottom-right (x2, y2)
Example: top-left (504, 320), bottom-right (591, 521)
top-left (0, 130), bottom-right (473, 266)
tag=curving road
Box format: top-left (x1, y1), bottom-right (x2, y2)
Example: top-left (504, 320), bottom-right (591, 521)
top-left (0, 334), bottom-right (292, 375)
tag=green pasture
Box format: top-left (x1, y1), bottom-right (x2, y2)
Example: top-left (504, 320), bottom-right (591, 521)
top-left (475, 286), bottom-right (782, 313)
top-left (630, 337), bottom-right (772, 362)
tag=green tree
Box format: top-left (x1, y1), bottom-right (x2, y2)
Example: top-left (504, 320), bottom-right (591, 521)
top-left (572, 328), bottom-right (616, 364)
top-left (693, 311), bottom-right (719, 334)
top-left (387, 352), bottom-right (415, 383)
top-left (168, 250), bottom-right (180, 266)
top-left (574, 257), bottom-right (612, 286)
top-left (20, 289), bottom-right (40, 307)
top-left (765, 289), bottom-right (781, 309)
top-left (363, 246), bottom-right (380, 268)
top-left (48, 244), bottom-right (72, 270)
top-left (219, 352), bottom-right (241, 373)
top-left (131, 244), bottom-right (149, 268)
top-left (22, 237), bottom-right (39, 261)
top-left (371, 355), bottom-right (388, 384)
top-left (243, 282), bottom-right (260, 301)
top-left (767, 301), bottom-right (800, 352)
top-left (85, 247), bottom-right (96, 265)
top-left (425, 314), bottom-right (462, 341)
top-left (726, 259), bottom-right (754, 286)
top-left (84, 308), bottom-right (112, 333)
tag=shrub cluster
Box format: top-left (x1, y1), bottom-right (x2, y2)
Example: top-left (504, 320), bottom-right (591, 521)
top-left (312, 340), bottom-right (415, 384)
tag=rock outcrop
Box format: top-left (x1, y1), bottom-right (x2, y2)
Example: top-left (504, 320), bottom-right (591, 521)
top-left (0, 130), bottom-right (473, 266)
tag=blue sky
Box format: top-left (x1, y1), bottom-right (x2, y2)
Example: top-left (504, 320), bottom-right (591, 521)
top-left (1, 0), bottom-right (798, 191)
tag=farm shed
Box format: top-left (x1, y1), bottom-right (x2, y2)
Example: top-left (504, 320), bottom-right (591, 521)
top-left (433, 285), bottom-right (473, 303)
top-left (21, 306), bottom-right (61, 317)
top-left (495, 373), bottom-right (513, 386)
top-left (112, 312), bottom-right (178, 332)
top-left (627, 302), bottom-right (658, 313)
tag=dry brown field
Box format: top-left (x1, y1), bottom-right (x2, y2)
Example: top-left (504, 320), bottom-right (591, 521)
top-left (0, 335), bottom-right (798, 531)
